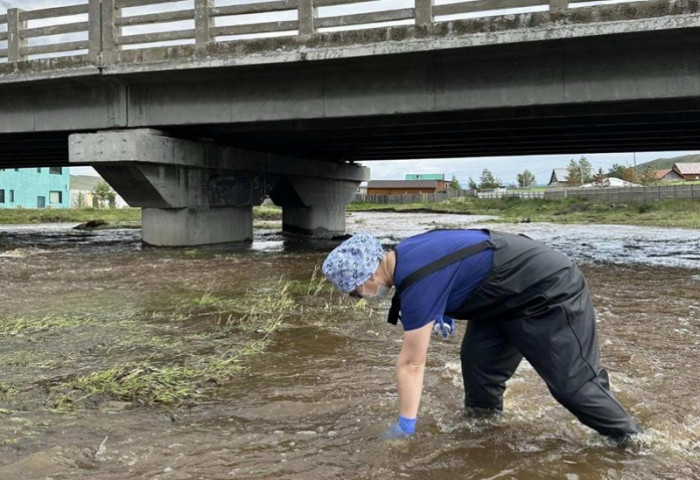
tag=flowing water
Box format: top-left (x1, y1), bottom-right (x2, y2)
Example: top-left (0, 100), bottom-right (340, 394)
top-left (0, 213), bottom-right (698, 480)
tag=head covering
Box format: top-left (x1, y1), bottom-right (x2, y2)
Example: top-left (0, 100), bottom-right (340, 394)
top-left (322, 232), bottom-right (384, 293)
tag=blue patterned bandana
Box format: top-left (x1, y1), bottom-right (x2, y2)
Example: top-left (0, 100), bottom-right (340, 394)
top-left (322, 232), bottom-right (384, 293)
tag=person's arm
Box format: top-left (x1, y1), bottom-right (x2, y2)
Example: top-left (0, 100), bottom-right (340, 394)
top-left (396, 322), bottom-right (433, 419)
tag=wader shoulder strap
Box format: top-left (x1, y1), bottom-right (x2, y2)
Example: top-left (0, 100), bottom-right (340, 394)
top-left (387, 240), bottom-right (494, 325)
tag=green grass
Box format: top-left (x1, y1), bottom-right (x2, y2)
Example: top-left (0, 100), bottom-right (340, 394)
top-left (0, 313), bottom-right (94, 335)
top-left (0, 207), bottom-right (141, 224)
top-left (0, 206), bottom-right (283, 226)
top-left (348, 197), bottom-right (700, 229)
top-left (52, 279), bottom-right (297, 408)
top-left (253, 205), bottom-right (282, 221)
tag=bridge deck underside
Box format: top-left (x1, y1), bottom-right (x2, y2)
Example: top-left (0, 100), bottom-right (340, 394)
top-left (4, 101), bottom-right (700, 168)
top-left (3, 24), bottom-right (700, 167)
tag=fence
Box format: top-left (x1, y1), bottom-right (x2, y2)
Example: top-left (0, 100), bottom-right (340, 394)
top-left (353, 189), bottom-right (471, 204)
top-left (477, 190), bottom-right (546, 199)
top-left (0, 0), bottom-right (651, 63)
top-left (353, 184), bottom-right (700, 204)
top-left (545, 184), bottom-right (700, 202)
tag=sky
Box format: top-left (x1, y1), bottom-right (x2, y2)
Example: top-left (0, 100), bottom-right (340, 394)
top-left (357, 151), bottom-right (700, 187)
top-left (4, 0), bottom-right (698, 184)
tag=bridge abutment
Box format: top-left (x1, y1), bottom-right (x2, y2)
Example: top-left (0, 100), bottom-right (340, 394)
top-left (69, 129), bottom-right (368, 246)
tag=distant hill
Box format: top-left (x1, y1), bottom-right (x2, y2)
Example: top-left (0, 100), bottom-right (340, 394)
top-left (635, 154), bottom-right (700, 172)
top-left (70, 174), bottom-right (102, 191)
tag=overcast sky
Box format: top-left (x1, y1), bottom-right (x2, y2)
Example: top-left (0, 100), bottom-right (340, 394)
top-left (4, 0), bottom-right (696, 184)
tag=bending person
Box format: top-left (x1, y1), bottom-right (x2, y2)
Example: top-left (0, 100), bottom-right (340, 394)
top-left (322, 229), bottom-right (642, 443)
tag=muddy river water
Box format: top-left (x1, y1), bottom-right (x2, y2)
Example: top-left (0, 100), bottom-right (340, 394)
top-left (0, 212), bottom-right (698, 480)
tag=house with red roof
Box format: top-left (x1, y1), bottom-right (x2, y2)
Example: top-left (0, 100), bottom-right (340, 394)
top-left (655, 169), bottom-right (683, 182)
top-left (672, 163), bottom-right (700, 180)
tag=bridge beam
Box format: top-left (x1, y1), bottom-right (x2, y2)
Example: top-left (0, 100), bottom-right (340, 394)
top-left (68, 129), bottom-right (368, 246)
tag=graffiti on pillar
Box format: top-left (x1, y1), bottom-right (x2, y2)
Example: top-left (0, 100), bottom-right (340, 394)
top-left (208, 175), bottom-right (275, 207)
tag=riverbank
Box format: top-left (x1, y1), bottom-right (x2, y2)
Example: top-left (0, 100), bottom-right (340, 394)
top-left (2, 199), bottom-right (698, 230)
top-left (349, 197), bottom-right (700, 229)
top-left (0, 206), bottom-right (283, 228)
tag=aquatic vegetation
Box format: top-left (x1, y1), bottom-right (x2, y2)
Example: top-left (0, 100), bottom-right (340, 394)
top-left (51, 280), bottom-right (295, 408)
top-left (58, 363), bottom-right (199, 406)
top-left (285, 265), bottom-right (332, 296)
top-left (0, 314), bottom-right (94, 335)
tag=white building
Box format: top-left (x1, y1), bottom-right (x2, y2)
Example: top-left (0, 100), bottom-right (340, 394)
top-left (582, 177), bottom-right (639, 188)
top-left (70, 175), bottom-right (129, 208)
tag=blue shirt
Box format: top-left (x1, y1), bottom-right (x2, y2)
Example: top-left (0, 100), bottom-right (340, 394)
top-left (393, 230), bottom-right (493, 331)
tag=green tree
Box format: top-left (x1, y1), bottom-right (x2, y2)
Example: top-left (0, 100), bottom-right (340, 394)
top-left (592, 167), bottom-right (607, 186)
top-left (516, 169), bottom-right (536, 188)
top-left (448, 175), bottom-right (461, 190)
top-left (578, 156), bottom-right (593, 183)
top-left (93, 181), bottom-right (116, 209)
top-left (566, 158), bottom-right (582, 186)
top-left (467, 177), bottom-right (478, 191)
top-left (566, 156), bottom-right (593, 186)
top-left (608, 163), bottom-right (627, 179)
top-left (73, 192), bottom-right (86, 208)
top-left (479, 169), bottom-right (501, 189)
top-left (640, 166), bottom-right (658, 185)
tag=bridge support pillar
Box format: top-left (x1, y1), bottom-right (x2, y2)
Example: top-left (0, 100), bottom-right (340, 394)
top-left (142, 207), bottom-right (252, 247)
top-left (270, 176), bottom-right (358, 237)
top-left (90, 161), bottom-right (258, 246)
top-left (69, 129), bottom-right (369, 246)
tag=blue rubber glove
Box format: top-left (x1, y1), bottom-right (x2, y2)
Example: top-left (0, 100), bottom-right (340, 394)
top-left (381, 415), bottom-right (417, 439)
top-left (433, 316), bottom-right (455, 338)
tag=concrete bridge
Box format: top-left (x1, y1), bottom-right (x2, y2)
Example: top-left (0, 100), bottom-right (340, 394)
top-left (2, 0), bottom-right (700, 245)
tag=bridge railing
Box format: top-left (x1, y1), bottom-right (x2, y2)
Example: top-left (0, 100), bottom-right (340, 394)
top-left (0, 0), bottom-right (650, 64)
top-left (0, 13), bottom-right (7, 61)
top-left (0, 1), bottom-right (101, 63)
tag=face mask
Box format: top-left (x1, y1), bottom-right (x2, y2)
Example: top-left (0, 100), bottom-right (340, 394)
top-left (360, 281), bottom-right (391, 303)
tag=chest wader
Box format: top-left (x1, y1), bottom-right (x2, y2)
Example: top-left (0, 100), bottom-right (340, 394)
top-left (389, 230), bottom-right (642, 439)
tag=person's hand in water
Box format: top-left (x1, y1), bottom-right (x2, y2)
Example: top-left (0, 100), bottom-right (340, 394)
top-left (381, 416), bottom-right (416, 439)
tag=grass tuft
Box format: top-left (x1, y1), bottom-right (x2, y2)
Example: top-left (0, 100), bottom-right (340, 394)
top-left (52, 280), bottom-right (295, 409)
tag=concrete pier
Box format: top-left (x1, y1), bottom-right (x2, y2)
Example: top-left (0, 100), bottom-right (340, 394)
top-left (142, 207), bottom-right (253, 247)
top-left (271, 176), bottom-right (359, 237)
top-left (68, 129), bottom-right (368, 246)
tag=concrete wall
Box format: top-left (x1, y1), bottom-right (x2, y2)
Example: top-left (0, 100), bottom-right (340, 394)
top-left (0, 167), bottom-right (70, 208)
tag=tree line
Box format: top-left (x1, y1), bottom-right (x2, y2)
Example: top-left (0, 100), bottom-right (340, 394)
top-left (459, 156), bottom-right (661, 190)
top-left (563, 156), bottom-right (659, 186)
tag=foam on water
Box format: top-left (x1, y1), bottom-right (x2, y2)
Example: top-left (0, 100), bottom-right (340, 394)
top-left (347, 213), bottom-right (700, 269)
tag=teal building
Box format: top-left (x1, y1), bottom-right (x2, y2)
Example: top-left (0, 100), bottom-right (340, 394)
top-left (0, 167), bottom-right (70, 208)
top-left (405, 173), bottom-right (445, 181)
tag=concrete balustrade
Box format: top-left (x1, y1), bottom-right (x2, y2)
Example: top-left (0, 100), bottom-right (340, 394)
top-left (0, 0), bottom-right (642, 64)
